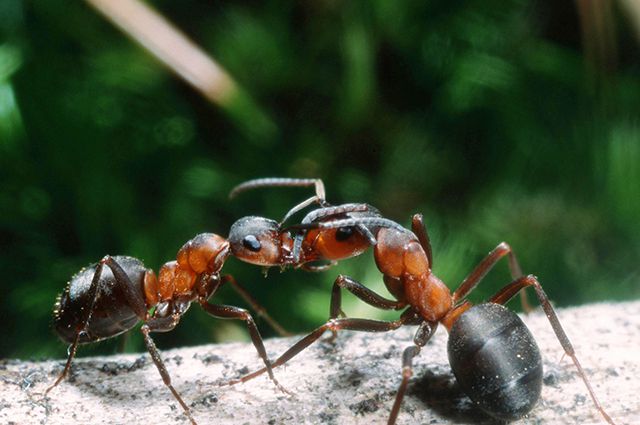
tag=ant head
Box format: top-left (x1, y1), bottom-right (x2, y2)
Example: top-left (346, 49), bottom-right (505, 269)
top-left (228, 216), bottom-right (284, 266)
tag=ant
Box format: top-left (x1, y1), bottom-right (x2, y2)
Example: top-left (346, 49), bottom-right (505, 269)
top-left (45, 178), bottom-right (381, 424)
top-left (222, 182), bottom-right (617, 424)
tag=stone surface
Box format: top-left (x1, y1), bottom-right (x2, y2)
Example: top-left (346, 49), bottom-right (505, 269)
top-left (0, 301), bottom-right (638, 424)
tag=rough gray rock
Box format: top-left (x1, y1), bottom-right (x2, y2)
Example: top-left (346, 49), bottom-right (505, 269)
top-left (1, 301), bottom-right (638, 424)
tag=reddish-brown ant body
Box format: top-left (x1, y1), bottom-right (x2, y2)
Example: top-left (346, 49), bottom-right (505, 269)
top-left (47, 178), bottom-right (381, 424)
top-left (224, 179), bottom-right (617, 425)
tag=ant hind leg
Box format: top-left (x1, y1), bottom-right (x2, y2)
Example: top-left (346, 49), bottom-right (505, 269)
top-left (46, 256), bottom-right (150, 395)
top-left (488, 275), bottom-right (615, 425)
top-left (451, 242), bottom-right (532, 312)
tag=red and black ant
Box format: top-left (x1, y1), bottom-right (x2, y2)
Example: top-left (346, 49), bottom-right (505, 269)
top-left (45, 178), bottom-right (382, 424)
top-left (222, 181), bottom-right (617, 424)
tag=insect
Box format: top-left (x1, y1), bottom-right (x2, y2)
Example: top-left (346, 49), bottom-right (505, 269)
top-left (228, 177), bottom-right (380, 273)
top-left (45, 178), bottom-right (380, 424)
top-left (222, 185), bottom-right (617, 424)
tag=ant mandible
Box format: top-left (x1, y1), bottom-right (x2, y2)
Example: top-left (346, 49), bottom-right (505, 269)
top-left (45, 178), bottom-right (382, 424)
top-left (223, 183), bottom-right (617, 424)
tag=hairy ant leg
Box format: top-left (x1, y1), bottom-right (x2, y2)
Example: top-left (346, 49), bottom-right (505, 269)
top-left (45, 328), bottom-right (80, 392)
top-left (388, 320), bottom-right (438, 425)
top-left (299, 261), bottom-right (338, 272)
top-left (486, 275), bottom-right (615, 424)
top-left (329, 275), bottom-right (406, 319)
top-left (220, 275), bottom-right (291, 336)
top-left (141, 315), bottom-right (197, 425)
top-left (46, 256), bottom-right (148, 394)
top-left (326, 274), bottom-right (407, 341)
top-left (410, 214), bottom-right (531, 312)
top-left (197, 298), bottom-right (289, 394)
top-left (222, 312), bottom-right (417, 387)
top-left (451, 241), bottom-right (532, 312)
top-left (410, 214), bottom-right (433, 268)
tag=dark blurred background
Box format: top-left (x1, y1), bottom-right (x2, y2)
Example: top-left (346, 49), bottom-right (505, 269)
top-left (1, 1), bottom-right (638, 359)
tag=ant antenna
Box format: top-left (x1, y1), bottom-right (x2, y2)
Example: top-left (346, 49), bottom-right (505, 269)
top-left (229, 178), bottom-right (329, 225)
top-left (229, 178), bottom-right (326, 202)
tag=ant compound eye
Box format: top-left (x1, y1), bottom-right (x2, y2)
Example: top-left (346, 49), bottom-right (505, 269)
top-left (242, 235), bottom-right (262, 252)
top-left (335, 227), bottom-right (354, 242)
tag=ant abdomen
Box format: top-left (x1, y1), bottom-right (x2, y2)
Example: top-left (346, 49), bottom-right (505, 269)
top-left (53, 256), bottom-right (148, 344)
top-left (447, 303), bottom-right (543, 421)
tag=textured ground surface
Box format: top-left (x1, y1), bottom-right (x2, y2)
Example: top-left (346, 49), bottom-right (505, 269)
top-left (0, 301), bottom-right (638, 425)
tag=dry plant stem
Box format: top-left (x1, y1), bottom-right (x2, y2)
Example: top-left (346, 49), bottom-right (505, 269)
top-left (619, 0), bottom-right (640, 42)
top-left (2, 302), bottom-right (637, 425)
top-left (85, 0), bottom-right (236, 105)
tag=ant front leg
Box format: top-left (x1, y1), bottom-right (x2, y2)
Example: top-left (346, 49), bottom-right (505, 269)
top-left (328, 274), bottom-right (406, 341)
top-left (451, 242), bottom-right (532, 312)
top-left (220, 275), bottom-right (292, 337)
top-left (141, 314), bottom-right (198, 425)
top-left (388, 320), bottom-right (438, 425)
top-left (411, 214), bottom-right (433, 268)
top-left (300, 260), bottom-right (338, 273)
top-left (197, 297), bottom-right (290, 394)
top-left (488, 275), bottom-right (616, 425)
top-left (330, 274), bottom-right (406, 319)
top-left (45, 255), bottom-right (148, 394)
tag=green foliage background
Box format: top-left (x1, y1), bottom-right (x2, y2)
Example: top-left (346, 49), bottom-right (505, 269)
top-left (1, 1), bottom-right (638, 359)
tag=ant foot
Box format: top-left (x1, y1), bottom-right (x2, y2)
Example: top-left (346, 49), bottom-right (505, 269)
top-left (272, 379), bottom-right (294, 397)
top-left (322, 329), bottom-right (339, 344)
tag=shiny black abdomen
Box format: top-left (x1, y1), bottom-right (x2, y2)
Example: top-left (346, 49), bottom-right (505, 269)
top-left (447, 303), bottom-right (543, 420)
top-left (53, 256), bottom-right (147, 344)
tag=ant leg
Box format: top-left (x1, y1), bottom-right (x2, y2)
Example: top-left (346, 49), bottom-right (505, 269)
top-left (327, 274), bottom-right (406, 342)
top-left (223, 314), bottom-right (413, 386)
top-left (451, 242), bottom-right (532, 312)
top-left (45, 255), bottom-right (105, 393)
top-left (411, 214), bottom-right (433, 268)
top-left (45, 256), bottom-right (149, 394)
top-left (388, 320), bottom-right (438, 425)
top-left (221, 275), bottom-right (292, 337)
top-left (300, 260), bottom-right (338, 272)
top-left (142, 315), bottom-right (197, 425)
top-left (198, 300), bottom-right (289, 394)
top-left (488, 275), bottom-right (616, 425)
top-left (45, 327), bottom-right (83, 394)
top-left (330, 274), bottom-right (406, 319)
top-left (101, 256), bottom-right (149, 317)
top-left (279, 196), bottom-right (327, 225)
